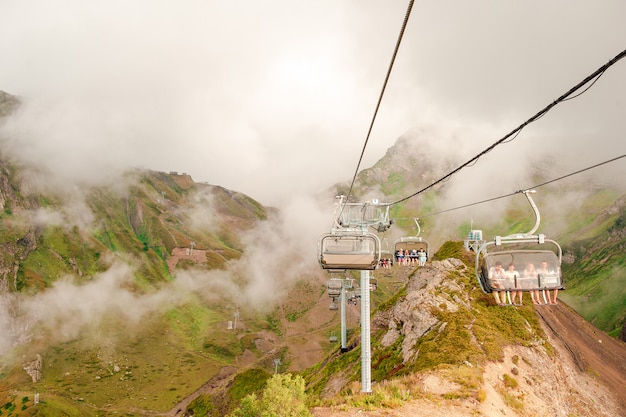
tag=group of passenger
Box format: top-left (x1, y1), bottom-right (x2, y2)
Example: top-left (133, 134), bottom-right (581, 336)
top-left (489, 260), bottom-right (559, 306)
top-left (379, 258), bottom-right (393, 269)
top-left (395, 248), bottom-right (427, 266)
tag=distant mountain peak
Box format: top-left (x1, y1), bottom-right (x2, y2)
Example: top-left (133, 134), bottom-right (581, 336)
top-left (0, 90), bottom-right (19, 118)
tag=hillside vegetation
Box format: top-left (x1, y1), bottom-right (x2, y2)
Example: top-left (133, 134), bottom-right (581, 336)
top-left (0, 90), bottom-right (624, 416)
top-left (183, 242), bottom-right (624, 417)
top-left (0, 161), bottom-right (282, 416)
top-left (339, 131), bottom-right (626, 339)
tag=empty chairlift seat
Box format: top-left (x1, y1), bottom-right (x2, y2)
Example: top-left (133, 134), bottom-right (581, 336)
top-left (318, 233), bottom-right (381, 270)
top-left (327, 278), bottom-right (343, 298)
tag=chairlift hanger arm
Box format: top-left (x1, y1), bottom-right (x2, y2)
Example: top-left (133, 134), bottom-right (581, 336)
top-left (414, 218), bottom-right (421, 237)
top-left (522, 189), bottom-right (540, 236)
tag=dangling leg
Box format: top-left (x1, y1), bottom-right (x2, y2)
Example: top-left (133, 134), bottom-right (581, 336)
top-left (493, 291), bottom-right (502, 305)
top-left (531, 290), bottom-right (539, 305)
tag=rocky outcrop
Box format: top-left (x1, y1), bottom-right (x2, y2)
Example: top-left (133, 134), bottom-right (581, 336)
top-left (23, 353), bottom-right (42, 383)
top-left (0, 90), bottom-right (19, 118)
top-left (373, 258), bottom-right (469, 363)
top-left (0, 229), bottom-right (38, 291)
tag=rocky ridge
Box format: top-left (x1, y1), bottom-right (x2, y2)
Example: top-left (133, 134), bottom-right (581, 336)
top-left (313, 257), bottom-right (626, 417)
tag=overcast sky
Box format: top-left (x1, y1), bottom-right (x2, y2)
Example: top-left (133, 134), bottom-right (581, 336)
top-left (0, 0), bottom-right (625, 208)
top-left (1, 0), bottom-right (626, 358)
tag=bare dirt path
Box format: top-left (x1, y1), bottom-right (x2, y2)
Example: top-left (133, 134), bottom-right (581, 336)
top-left (535, 302), bottom-right (626, 415)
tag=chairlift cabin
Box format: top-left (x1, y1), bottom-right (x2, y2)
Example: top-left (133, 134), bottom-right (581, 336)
top-left (334, 197), bottom-right (392, 233)
top-left (318, 233), bottom-right (381, 270)
top-left (346, 290), bottom-right (359, 305)
top-left (327, 277), bottom-right (343, 298)
top-left (393, 218), bottom-right (429, 263)
top-left (477, 247), bottom-right (562, 294)
top-left (475, 190), bottom-right (564, 300)
top-left (394, 236), bottom-right (429, 262)
top-left (379, 237), bottom-right (393, 267)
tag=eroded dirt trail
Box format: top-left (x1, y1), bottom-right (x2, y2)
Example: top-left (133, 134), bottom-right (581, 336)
top-left (535, 302), bottom-right (626, 415)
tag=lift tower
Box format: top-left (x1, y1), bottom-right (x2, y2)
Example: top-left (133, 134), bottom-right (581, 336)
top-left (318, 196), bottom-right (392, 393)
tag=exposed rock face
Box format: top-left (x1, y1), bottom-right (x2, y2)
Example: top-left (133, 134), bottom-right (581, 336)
top-left (0, 229), bottom-right (38, 291)
top-left (373, 258), bottom-right (468, 363)
top-left (0, 90), bottom-right (19, 118)
top-left (23, 353), bottom-right (42, 383)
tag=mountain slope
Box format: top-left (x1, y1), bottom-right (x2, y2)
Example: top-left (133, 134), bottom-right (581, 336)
top-left (337, 128), bottom-right (626, 340)
top-left (305, 243), bottom-right (626, 417)
top-left (0, 160), bottom-right (282, 415)
top-left (559, 195), bottom-right (626, 338)
top-left (1, 88), bottom-right (624, 416)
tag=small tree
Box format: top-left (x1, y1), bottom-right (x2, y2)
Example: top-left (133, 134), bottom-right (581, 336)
top-left (229, 374), bottom-right (312, 417)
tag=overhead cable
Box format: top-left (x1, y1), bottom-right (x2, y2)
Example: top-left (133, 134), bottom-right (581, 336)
top-left (342, 0), bottom-right (415, 206)
top-left (419, 154), bottom-right (626, 218)
top-left (390, 48), bottom-right (626, 206)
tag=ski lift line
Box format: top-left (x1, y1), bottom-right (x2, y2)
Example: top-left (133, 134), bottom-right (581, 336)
top-left (389, 47), bottom-right (626, 207)
top-left (528, 153), bottom-right (626, 190)
top-left (501, 129), bottom-right (523, 144)
top-left (562, 67), bottom-right (607, 102)
top-left (419, 154), bottom-right (626, 218)
top-left (342, 0), bottom-right (415, 209)
top-left (420, 192), bottom-right (518, 218)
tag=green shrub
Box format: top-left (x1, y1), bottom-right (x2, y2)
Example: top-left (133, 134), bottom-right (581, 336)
top-left (503, 373), bottom-right (518, 389)
top-left (229, 373), bottom-right (312, 417)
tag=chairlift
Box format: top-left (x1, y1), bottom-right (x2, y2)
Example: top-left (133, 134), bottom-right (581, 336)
top-left (329, 333), bottom-right (338, 343)
top-left (327, 277), bottom-right (343, 298)
top-left (379, 237), bottom-right (393, 267)
top-left (318, 232), bottom-right (381, 270)
top-left (394, 219), bottom-right (429, 264)
top-left (329, 298), bottom-right (339, 310)
top-left (475, 190), bottom-right (564, 305)
top-left (333, 196), bottom-right (392, 233)
top-left (346, 290), bottom-right (359, 305)
top-left (464, 228), bottom-right (484, 252)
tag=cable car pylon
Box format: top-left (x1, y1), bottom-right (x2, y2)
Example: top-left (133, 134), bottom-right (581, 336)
top-left (318, 195), bottom-right (392, 393)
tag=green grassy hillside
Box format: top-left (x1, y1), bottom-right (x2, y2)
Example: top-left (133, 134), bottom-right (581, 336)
top-left (560, 206), bottom-right (626, 338)
top-left (301, 242), bottom-right (549, 409)
top-left (0, 166), bottom-right (276, 416)
top-left (343, 152), bottom-right (626, 339)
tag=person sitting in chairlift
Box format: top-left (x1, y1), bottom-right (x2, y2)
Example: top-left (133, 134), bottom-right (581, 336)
top-left (523, 262), bottom-right (541, 305)
top-left (418, 249), bottom-right (427, 266)
top-left (505, 263), bottom-right (521, 305)
top-left (538, 260), bottom-right (559, 305)
top-left (489, 261), bottom-right (507, 306)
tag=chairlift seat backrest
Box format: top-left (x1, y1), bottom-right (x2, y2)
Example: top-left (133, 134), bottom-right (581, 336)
top-left (319, 233), bottom-right (381, 270)
top-left (327, 278), bottom-right (343, 297)
top-left (394, 237), bottom-right (429, 255)
top-left (336, 203), bottom-right (391, 230)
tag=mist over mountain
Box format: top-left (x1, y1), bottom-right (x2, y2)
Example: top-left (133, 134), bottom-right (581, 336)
top-left (343, 122), bottom-right (626, 338)
top-left (0, 89), bottom-right (625, 416)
